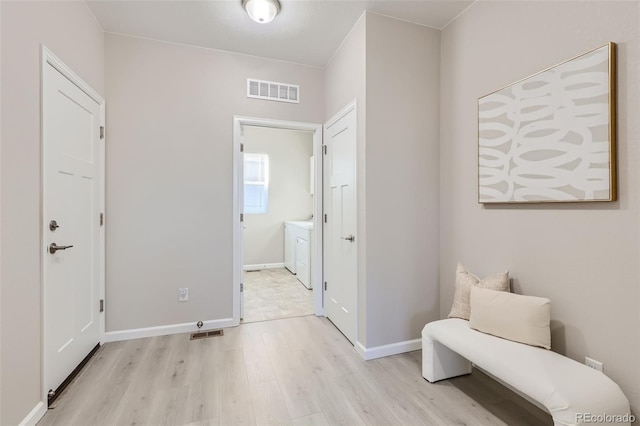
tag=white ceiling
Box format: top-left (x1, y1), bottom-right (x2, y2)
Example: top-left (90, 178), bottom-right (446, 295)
top-left (85, 0), bottom-right (474, 67)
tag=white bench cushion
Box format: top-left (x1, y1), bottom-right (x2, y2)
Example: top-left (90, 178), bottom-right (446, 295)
top-left (422, 318), bottom-right (631, 426)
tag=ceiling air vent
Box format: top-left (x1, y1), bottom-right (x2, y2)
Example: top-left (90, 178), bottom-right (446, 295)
top-left (247, 78), bottom-right (299, 104)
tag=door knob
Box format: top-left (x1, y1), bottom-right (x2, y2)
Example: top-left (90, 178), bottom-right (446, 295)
top-left (49, 243), bottom-right (74, 254)
top-left (341, 235), bottom-right (355, 242)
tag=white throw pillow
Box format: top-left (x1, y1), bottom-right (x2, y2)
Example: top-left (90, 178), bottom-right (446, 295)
top-left (448, 263), bottom-right (509, 320)
top-left (469, 286), bottom-right (551, 350)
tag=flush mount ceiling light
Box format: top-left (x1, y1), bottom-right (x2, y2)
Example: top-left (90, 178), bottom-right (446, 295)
top-left (243, 0), bottom-right (280, 24)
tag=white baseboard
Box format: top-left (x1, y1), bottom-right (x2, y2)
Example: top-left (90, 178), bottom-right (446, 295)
top-left (243, 263), bottom-right (284, 271)
top-left (105, 318), bottom-right (236, 343)
top-left (355, 338), bottom-right (422, 361)
top-left (19, 401), bottom-right (46, 426)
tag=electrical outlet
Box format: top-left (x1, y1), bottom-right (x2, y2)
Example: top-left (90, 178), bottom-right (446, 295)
top-left (178, 288), bottom-right (189, 302)
top-left (585, 357), bottom-right (603, 372)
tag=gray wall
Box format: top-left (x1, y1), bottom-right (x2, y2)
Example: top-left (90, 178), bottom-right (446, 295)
top-left (324, 13), bottom-right (368, 343)
top-left (440, 0), bottom-right (640, 413)
top-left (0, 1), bottom-right (104, 424)
top-left (243, 126), bottom-right (313, 266)
top-left (324, 13), bottom-right (441, 348)
top-left (365, 14), bottom-right (441, 347)
top-left (104, 34), bottom-right (324, 332)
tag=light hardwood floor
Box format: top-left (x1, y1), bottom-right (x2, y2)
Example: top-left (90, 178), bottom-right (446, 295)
top-left (38, 316), bottom-right (552, 426)
top-left (243, 268), bottom-right (313, 323)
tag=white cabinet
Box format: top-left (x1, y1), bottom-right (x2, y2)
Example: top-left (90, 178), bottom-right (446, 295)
top-left (310, 156), bottom-right (314, 195)
top-left (283, 221), bottom-right (313, 289)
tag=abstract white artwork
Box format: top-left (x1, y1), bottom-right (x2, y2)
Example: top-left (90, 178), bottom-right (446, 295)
top-left (478, 43), bottom-right (616, 203)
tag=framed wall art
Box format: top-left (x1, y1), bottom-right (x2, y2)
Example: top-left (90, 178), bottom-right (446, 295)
top-left (478, 42), bottom-right (617, 203)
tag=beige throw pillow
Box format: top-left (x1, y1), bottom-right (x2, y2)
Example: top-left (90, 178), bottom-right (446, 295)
top-left (448, 263), bottom-right (509, 320)
top-left (469, 286), bottom-right (551, 350)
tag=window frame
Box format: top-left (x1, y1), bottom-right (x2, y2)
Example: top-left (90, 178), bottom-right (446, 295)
top-left (243, 152), bottom-right (269, 214)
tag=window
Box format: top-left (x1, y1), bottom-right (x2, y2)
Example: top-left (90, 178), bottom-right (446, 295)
top-left (244, 153), bottom-right (269, 214)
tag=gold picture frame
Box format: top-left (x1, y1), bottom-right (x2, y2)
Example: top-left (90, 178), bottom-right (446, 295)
top-left (478, 42), bottom-right (617, 204)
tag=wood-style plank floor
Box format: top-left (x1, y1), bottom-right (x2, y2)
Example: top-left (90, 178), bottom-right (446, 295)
top-left (38, 316), bottom-right (552, 426)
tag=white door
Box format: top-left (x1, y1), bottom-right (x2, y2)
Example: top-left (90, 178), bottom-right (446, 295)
top-left (43, 61), bottom-right (102, 398)
top-left (323, 104), bottom-right (357, 344)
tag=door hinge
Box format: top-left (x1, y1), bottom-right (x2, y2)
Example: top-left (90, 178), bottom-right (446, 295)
top-left (240, 143), bottom-right (244, 153)
top-left (99, 299), bottom-right (104, 313)
top-left (324, 281), bottom-right (327, 291)
top-left (240, 213), bottom-right (244, 222)
top-left (323, 145), bottom-right (327, 155)
top-left (240, 283), bottom-right (244, 292)
top-left (99, 213), bottom-right (104, 226)
top-left (324, 214), bottom-right (327, 223)
top-left (100, 126), bottom-right (105, 140)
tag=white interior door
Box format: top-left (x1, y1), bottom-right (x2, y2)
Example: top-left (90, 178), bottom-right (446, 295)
top-left (323, 104), bottom-right (357, 344)
top-left (43, 60), bottom-right (103, 398)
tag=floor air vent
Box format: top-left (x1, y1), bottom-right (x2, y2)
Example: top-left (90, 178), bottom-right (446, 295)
top-left (247, 78), bottom-right (299, 103)
top-left (190, 329), bottom-right (224, 340)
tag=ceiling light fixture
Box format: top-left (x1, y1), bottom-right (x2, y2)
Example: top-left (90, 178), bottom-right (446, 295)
top-left (243, 0), bottom-right (280, 24)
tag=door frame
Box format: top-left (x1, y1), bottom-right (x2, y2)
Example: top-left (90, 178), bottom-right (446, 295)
top-left (40, 45), bottom-right (106, 406)
top-left (232, 116), bottom-right (323, 324)
top-left (323, 100), bottom-right (359, 344)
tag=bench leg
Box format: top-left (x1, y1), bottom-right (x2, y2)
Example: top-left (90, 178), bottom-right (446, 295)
top-left (422, 338), bottom-right (472, 382)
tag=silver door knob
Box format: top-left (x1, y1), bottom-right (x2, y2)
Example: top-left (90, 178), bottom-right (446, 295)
top-left (341, 235), bottom-right (355, 242)
top-left (49, 243), bottom-right (74, 254)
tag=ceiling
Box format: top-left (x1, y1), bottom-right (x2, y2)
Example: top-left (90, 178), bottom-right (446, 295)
top-left (85, 0), bottom-right (474, 67)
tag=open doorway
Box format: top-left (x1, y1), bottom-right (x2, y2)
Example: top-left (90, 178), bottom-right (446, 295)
top-left (242, 126), bottom-right (313, 323)
top-left (232, 117), bottom-right (323, 325)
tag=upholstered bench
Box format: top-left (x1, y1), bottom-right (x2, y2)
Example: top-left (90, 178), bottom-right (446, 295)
top-left (422, 318), bottom-right (632, 426)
